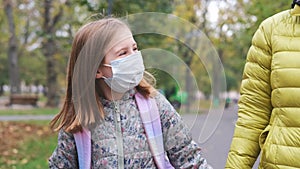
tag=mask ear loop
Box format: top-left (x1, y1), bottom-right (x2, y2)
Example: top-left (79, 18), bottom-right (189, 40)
top-left (102, 64), bottom-right (112, 67)
top-left (98, 64), bottom-right (112, 79)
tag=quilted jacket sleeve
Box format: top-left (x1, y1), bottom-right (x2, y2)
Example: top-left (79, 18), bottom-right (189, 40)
top-left (49, 129), bottom-right (78, 169)
top-left (225, 18), bottom-right (273, 168)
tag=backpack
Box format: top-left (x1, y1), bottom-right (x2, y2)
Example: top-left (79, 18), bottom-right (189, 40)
top-left (74, 92), bottom-right (174, 169)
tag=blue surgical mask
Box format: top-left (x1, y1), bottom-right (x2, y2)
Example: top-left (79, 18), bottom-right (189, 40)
top-left (102, 51), bottom-right (145, 93)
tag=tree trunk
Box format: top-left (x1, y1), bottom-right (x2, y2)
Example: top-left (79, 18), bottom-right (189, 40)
top-left (0, 83), bottom-right (4, 96)
top-left (4, 0), bottom-right (20, 94)
top-left (200, 0), bottom-right (222, 107)
top-left (42, 0), bottom-right (63, 107)
top-left (179, 43), bottom-right (193, 113)
top-left (43, 38), bottom-right (59, 107)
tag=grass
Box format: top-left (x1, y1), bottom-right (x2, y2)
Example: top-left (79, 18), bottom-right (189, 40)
top-left (0, 120), bottom-right (58, 169)
top-left (19, 135), bottom-right (57, 169)
top-left (0, 135), bottom-right (58, 169)
top-left (0, 108), bottom-right (59, 115)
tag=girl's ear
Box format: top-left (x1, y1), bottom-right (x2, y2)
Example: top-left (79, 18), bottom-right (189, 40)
top-left (96, 69), bottom-right (103, 79)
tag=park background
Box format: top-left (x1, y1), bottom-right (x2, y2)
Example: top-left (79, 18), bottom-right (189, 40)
top-left (0, 0), bottom-right (291, 168)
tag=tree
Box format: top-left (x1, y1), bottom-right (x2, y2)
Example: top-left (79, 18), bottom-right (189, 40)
top-left (76, 0), bottom-right (173, 15)
top-left (0, 54), bottom-right (8, 95)
top-left (41, 0), bottom-right (64, 107)
top-left (3, 0), bottom-right (21, 94)
top-left (0, 5), bottom-right (8, 95)
top-left (213, 0), bottom-right (290, 91)
top-left (171, 0), bottom-right (224, 109)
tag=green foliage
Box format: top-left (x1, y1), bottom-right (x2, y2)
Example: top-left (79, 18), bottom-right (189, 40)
top-left (0, 107), bottom-right (59, 115)
top-left (0, 121), bottom-right (57, 169)
top-left (77, 0), bottom-right (173, 15)
top-left (0, 4), bottom-right (9, 85)
top-left (205, 0), bottom-right (291, 92)
top-left (0, 135), bottom-right (57, 169)
top-left (147, 68), bottom-right (178, 92)
top-left (191, 54), bottom-right (211, 97)
top-left (0, 0), bottom-right (294, 99)
top-left (19, 50), bottom-right (46, 85)
top-left (246, 0), bottom-right (290, 25)
top-left (237, 0), bottom-right (291, 59)
top-left (0, 53), bottom-right (9, 85)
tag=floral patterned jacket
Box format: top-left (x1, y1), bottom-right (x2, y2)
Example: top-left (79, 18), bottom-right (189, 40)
top-left (49, 89), bottom-right (211, 169)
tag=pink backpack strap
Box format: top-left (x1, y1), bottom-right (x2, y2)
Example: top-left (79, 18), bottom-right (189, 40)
top-left (135, 92), bottom-right (174, 169)
top-left (74, 128), bottom-right (91, 169)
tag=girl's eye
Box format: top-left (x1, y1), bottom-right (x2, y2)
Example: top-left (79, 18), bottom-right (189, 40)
top-left (119, 51), bottom-right (126, 56)
top-left (118, 47), bottom-right (138, 56)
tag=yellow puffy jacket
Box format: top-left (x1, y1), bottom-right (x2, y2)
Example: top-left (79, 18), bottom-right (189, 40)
top-left (226, 5), bottom-right (300, 169)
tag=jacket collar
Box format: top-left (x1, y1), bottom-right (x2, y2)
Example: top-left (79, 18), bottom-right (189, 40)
top-left (291, 4), bottom-right (300, 16)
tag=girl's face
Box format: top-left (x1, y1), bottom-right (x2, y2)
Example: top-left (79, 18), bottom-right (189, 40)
top-left (97, 30), bottom-right (138, 79)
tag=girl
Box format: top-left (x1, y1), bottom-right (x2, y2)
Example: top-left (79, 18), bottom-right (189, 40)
top-left (49, 17), bottom-right (212, 169)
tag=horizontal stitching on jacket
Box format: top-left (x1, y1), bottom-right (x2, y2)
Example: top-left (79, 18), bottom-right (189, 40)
top-left (233, 135), bottom-right (262, 143)
top-left (272, 88), bottom-right (300, 91)
top-left (273, 34), bottom-right (300, 38)
top-left (276, 126), bottom-right (300, 128)
top-left (241, 77), bottom-right (269, 87)
top-left (274, 49), bottom-right (300, 53)
top-left (277, 164), bottom-right (300, 168)
top-left (247, 59), bottom-right (271, 71)
top-left (271, 67), bottom-right (300, 70)
top-left (228, 150), bottom-right (258, 159)
top-left (261, 161), bottom-right (300, 168)
top-left (269, 140), bottom-right (300, 148)
top-left (273, 107), bottom-right (300, 109)
top-left (251, 45), bottom-right (272, 63)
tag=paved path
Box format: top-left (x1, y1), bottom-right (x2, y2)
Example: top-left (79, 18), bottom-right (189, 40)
top-left (181, 104), bottom-right (259, 169)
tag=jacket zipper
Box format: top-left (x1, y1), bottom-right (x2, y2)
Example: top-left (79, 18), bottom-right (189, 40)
top-left (113, 102), bottom-right (124, 169)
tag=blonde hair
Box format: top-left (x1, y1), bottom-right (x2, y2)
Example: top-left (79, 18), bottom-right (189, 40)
top-left (50, 17), bottom-right (155, 133)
